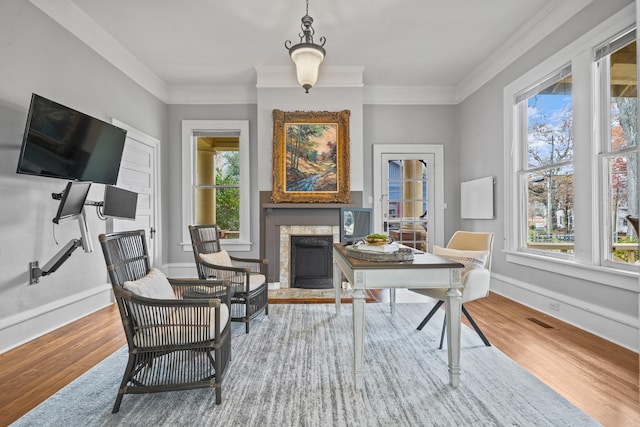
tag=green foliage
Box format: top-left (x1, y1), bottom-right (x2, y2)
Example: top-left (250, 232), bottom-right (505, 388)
top-left (613, 235), bottom-right (639, 263)
top-left (215, 152), bottom-right (240, 231)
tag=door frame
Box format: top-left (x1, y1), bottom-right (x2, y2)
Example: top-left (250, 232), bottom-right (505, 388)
top-left (112, 119), bottom-right (162, 267)
top-left (373, 144), bottom-right (445, 249)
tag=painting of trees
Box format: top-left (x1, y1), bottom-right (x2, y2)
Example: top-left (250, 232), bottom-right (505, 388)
top-left (284, 123), bottom-right (338, 192)
top-left (271, 109), bottom-right (351, 203)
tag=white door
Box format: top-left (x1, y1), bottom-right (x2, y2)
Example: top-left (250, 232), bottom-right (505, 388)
top-left (373, 144), bottom-right (445, 251)
top-left (111, 120), bottom-right (160, 267)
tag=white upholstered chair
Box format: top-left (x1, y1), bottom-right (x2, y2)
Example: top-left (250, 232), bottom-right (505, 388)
top-left (412, 231), bottom-right (494, 348)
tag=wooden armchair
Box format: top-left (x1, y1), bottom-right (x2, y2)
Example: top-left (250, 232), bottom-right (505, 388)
top-left (189, 224), bottom-right (268, 333)
top-left (99, 229), bottom-right (232, 413)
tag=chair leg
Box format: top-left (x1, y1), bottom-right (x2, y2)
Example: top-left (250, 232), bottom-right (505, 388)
top-left (438, 315), bottom-right (446, 349)
top-left (416, 300), bottom-right (444, 331)
top-left (462, 305), bottom-right (491, 347)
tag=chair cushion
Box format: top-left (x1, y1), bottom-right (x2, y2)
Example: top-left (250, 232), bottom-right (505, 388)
top-left (123, 268), bottom-right (176, 300)
top-left (433, 246), bottom-right (489, 279)
top-left (229, 273), bottom-right (266, 293)
top-left (200, 250), bottom-right (233, 267)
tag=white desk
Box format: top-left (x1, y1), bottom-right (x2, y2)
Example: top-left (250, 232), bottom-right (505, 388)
top-left (332, 243), bottom-right (464, 389)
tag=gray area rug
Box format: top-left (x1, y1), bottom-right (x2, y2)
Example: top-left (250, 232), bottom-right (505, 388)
top-left (13, 303), bottom-right (599, 427)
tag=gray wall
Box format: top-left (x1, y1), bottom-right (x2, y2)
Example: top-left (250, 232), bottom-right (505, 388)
top-left (457, 0), bottom-right (638, 349)
top-left (363, 105), bottom-right (460, 239)
top-left (165, 104), bottom-right (259, 262)
top-left (0, 0), bottom-right (166, 338)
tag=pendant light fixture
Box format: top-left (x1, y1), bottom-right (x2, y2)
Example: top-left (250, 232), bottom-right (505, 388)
top-left (285, 0), bottom-right (326, 93)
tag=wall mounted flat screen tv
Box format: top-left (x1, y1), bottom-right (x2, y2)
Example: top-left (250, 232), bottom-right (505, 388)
top-left (16, 94), bottom-right (127, 185)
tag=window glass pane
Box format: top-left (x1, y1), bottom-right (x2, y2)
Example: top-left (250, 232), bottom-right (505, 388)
top-left (526, 165), bottom-right (574, 253)
top-left (385, 159), bottom-right (428, 251)
top-left (527, 75), bottom-right (573, 167)
top-left (194, 137), bottom-right (240, 235)
top-left (610, 41), bottom-right (637, 151)
top-left (605, 39), bottom-right (637, 265)
top-left (606, 152), bottom-right (638, 263)
top-left (522, 71), bottom-right (574, 255)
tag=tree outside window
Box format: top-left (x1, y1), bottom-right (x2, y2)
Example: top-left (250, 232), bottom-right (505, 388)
top-left (524, 74), bottom-right (574, 254)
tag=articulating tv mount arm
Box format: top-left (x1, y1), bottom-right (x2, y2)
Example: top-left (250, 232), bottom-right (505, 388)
top-left (29, 203), bottom-right (94, 285)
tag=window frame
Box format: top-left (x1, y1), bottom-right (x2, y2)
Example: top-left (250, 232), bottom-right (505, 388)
top-left (503, 6), bottom-right (638, 291)
top-left (514, 64), bottom-right (575, 261)
top-left (181, 120), bottom-right (251, 252)
top-left (594, 28), bottom-right (638, 271)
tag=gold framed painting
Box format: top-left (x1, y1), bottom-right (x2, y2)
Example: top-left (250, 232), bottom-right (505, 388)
top-left (271, 110), bottom-right (351, 203)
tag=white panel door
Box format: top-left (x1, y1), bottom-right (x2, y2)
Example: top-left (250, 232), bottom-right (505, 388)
top-left (111, 120), bottom-right (160, 267)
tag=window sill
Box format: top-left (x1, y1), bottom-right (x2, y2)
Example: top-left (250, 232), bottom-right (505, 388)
top-left (504, 250), bottom-right (639, 292)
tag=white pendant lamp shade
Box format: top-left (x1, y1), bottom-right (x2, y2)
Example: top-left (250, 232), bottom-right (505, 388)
top-left (290, 46), bottom-right (325, 92)
top-left (285, 0), bottom-right (326, 93)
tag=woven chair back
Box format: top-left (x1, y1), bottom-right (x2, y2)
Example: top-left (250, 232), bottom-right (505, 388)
top-left (99, 229), bottom-right (151, 288)
top-left (189, 224), bottom-right (224, 279)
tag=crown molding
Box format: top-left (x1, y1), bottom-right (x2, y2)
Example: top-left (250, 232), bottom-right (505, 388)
top-left (28, 0), bottom-right (169, 102)
top-left (455, 0), bottom-right (594, 103)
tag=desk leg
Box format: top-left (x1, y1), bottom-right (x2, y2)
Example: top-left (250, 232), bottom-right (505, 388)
top-left (445, 286), bottom-right (462, 388)
top-left (333, 260), bottom-right (341, 315)
top-left (352, 271), bottom-right (366, 389)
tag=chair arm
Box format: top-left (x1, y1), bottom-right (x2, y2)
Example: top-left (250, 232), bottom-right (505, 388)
top-left (115, 286), bottom-right (222, 308)
top-left (168, 277), bottom-right (233, 307)
top-left (229, 256), bottom-right (268, 274)
top-left (229, 255), bottom-right (268, 264)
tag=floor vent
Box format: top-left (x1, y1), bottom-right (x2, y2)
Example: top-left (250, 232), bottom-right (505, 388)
top-left (526, 317), bottom-right (554, 329)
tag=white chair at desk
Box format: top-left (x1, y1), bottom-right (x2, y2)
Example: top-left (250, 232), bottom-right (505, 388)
top-left (411, 231), bottom-right (494, 348)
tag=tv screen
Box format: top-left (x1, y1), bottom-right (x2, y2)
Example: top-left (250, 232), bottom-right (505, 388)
top-left (340, 208), bottom-right (372, 243)
top-left (103, 185), bottom-right (138, 220)
top-left (16, 94), bottom-right (127, 185)
top-left (53, 181), bottom-right (91, 224)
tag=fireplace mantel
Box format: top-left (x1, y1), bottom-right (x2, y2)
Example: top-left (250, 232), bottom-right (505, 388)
top-left (259, 191), bottom-right (363, 283)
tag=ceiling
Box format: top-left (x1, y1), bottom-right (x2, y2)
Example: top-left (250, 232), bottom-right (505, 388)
top-left (31, 0), bottom-right (594, 102)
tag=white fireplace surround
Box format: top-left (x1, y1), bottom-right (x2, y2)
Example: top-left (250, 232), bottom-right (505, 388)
top-left (278, 225), bottom-right (340, 288)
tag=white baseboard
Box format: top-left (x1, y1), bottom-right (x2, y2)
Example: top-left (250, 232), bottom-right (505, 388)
top-left (491, 272), bottom-right (638, 352)
top-left (0, 284), bottom-right (113, 355)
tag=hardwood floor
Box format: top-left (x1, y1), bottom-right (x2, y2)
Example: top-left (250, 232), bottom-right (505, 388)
top-left (0, 292), bottom-right (637, 426)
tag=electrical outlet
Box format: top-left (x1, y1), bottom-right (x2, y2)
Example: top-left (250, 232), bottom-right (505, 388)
top-left (548, 301), bottom-right (560, 311)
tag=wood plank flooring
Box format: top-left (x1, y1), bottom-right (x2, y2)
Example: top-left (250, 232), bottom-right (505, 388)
top-left (0, 292), bottom-right (637, 426)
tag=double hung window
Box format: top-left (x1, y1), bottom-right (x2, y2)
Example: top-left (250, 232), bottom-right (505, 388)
top-left (515, 66), bottom-right (574, 257)
top-left (595, 30), bottom-right (637, 267)
top-left (181, 120), bottom-right (251, 252)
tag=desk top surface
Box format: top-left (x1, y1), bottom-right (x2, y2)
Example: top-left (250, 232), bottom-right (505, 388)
top-left (333, 243), bottom-right (463, 270)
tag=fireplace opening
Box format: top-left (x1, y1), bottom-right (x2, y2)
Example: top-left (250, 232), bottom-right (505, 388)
top-left (290, 235), bottom-right (333, 289)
